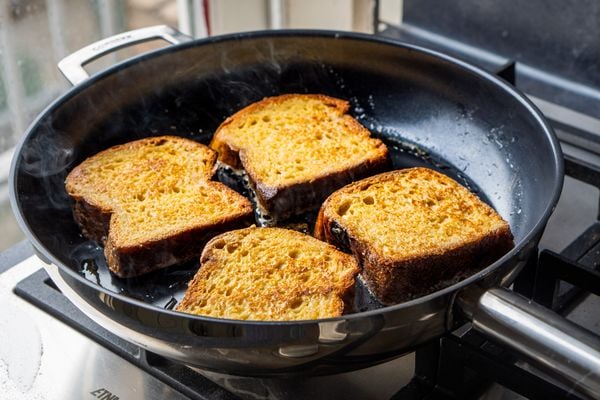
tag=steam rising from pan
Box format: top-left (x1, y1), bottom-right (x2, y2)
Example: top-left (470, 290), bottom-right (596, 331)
top-left (20, 118), bottom-right (75, 178)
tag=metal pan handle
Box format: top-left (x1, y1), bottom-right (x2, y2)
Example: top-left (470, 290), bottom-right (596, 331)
top-left (458, 287), bottom-right (600, 399)
top-left (58, 25), bottom-right (192, 86)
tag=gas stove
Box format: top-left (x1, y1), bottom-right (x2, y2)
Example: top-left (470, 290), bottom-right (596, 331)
top-left (2, 1), bottom-right (600, 399)
top-left (0, 140), bottom-right (598, 400)
top-left (1, 93), bottom-right (599, 400)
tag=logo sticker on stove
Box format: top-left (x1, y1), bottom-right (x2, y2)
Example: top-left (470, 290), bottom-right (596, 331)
top-left (90, 388), bottom-right (120, 400)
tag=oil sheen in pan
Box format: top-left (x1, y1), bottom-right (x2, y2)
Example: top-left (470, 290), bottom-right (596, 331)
top-left (73, 135), bottom-right (485, 313)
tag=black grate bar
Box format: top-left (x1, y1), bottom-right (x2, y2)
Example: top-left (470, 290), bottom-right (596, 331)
top-left (440, 334), bottom-right (584, 400)
top-left (564, 154), bottom-right (600, 192)
top-left (540, 250), bottom-right (600, 298)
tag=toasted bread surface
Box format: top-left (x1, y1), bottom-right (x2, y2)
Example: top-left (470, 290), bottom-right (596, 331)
top-left (210, 94), bottom-right (388, 218)
top-left (65, 136), bottom-right (253, 277)
top-left (315, 167), bottom-right (514, 304)
top-left (176, 227), bottom-right (359, 321)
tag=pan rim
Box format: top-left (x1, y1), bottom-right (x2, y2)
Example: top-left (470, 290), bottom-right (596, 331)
top-left (9, 29), bottom-right (564, 327)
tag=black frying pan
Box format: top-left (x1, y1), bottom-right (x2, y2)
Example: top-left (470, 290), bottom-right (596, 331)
top-left (9, 26), bottom-right (600, 397)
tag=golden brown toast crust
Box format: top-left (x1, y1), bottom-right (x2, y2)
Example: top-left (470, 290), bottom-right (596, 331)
top-left (104, 201), bottom-right (254, 278)
top-left (176, 227), bottom-right (359, 321)
top-left (65, 136), bottom-right (253, 278)
top-left (210, 94), bottom-right (389, 219)
top-left (315, 167), bottom-right (514, 305)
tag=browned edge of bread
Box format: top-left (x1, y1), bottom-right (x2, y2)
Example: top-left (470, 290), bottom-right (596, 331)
top-left (248, 152), bottom-right (390, 220)
top-left (315, 168), bottom-right (515, 305)
top-left (105, 209), bottom-right (254, 278)
top-left (71, 197), bottom-right (113, 244)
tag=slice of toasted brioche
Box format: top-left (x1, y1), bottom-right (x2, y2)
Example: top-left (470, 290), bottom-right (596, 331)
top-left (65, 136), bottom-right (253, 278)
top-left (315, 167), bottom-right (514, 305)
top-left (210, 94), bottom-right (389, 219)
top-left (176, 227), bottom-right (359, 321)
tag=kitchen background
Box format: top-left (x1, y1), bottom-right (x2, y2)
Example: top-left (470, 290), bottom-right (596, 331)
top-left (0, 0), bottom-right (401, 250)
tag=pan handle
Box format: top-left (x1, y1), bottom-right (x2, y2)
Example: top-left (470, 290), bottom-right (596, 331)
top-left (458, 287), bottom-right (600, 399)
top-left (58, 25), bottom-right (192, 86)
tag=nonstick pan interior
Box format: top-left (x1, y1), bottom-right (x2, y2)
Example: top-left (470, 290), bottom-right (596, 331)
top-left (12, 32), bottom-right (561, 316)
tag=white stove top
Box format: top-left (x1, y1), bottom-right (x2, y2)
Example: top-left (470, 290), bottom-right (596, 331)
top-left (0, 256), bottom-right (189, 400)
